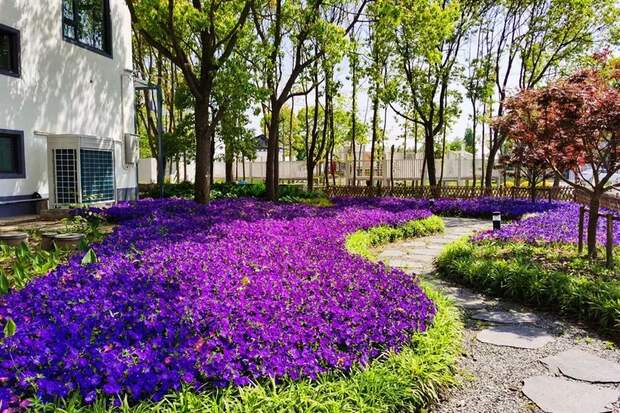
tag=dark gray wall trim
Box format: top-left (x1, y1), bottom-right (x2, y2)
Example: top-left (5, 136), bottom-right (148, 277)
top-left (0, 195), bottom-right (39, 217)
top-left (0, 194), bottom-right (33, 202)
top-left (116, 187), bottom-right (138, 201)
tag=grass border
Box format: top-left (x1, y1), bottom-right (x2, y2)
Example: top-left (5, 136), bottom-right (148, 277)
top-left (435, 239), bottom-right (620, 332)
top-left (31, 216), bottom-right (463, 413)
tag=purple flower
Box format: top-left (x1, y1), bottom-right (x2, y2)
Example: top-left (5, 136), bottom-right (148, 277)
top-left (0, 198), bottom-right (436, 405)
top-left (474, 202), bottom-right (620, 245)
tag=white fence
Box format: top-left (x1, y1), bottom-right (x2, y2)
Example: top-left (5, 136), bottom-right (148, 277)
top-left (139, 155), bottom-right (500, 185)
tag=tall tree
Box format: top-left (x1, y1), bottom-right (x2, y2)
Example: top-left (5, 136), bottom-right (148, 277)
top-left (392, 0), bottom-right (479, 187)
top-left (252, 0), bottom-right (367, 199)
top-left (348, 33), bottom-right (361, 186)
top-left (497, 54), bottom-right (620, 258)
top-left (483, 0), bottom-right (619, 188)
top-left (127, 0), bottom-right (253, 203)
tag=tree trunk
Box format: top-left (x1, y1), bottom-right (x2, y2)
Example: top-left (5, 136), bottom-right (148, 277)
top-left (421, 153), bottom-right (427, 187)
top-left (481, 103), bottom-right (487, 188)
top-left (529, 174), bottom-right (537, 203)
top-left (289, 98), bottom-right (294, 161)
top-left (210, 133), bottom-right (215, 187)
top-left (484, 130), bottom-right (501, 188)
top-left (439, 125), bottom-right (447, 186)
top-left (266, 98), bottom-right (281, 200)
top-left (194, 100), bottom-right (212, 204)
top-left (390, 144), bottom-right (395, 189)
top-left (587, 192), bottom-right (602, 259)
top-left (424, 126), bottom-right (437, 187)
top-left (351, 61), bottom-right (357, 187)
top-left (307, 162), bottom-right (315, 192)
top-left (225, 158), bottom-right (234, 184)
top-left (413, 121), bottom-right (418, 186)
top-left (369, 94), bottom-right (379, 187)
top-left (471, 105), bottom-right (477, 187)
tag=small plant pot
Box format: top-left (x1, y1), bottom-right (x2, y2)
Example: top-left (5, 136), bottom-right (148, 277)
top-left (52, 233), bottom-right (86, 250)
top-left (0, 232), bottom-right (29, 247)
top-left (40, 232), bottom-right (58, 250)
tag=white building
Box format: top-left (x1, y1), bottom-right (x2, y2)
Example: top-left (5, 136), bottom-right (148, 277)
top-left (0, 0), bottom-right (138, 217)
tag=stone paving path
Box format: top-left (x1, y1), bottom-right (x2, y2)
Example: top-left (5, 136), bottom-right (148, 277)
top-left (375, 217), bottom-right (620, 413)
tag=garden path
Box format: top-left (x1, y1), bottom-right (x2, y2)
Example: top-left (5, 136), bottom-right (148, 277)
top-left (375, 217), bottom-right (620, 413)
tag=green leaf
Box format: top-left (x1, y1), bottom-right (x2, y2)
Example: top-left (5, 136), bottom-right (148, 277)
top-left (81, 248), bottom-right (98, 266)
top-left (0, 272), bottom-right (8, 294)
top-left (3, 318), bottom-right (16, 338)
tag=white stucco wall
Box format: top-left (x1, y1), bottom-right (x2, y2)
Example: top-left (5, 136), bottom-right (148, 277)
top-left (0, 0), bottom-right (135, 203)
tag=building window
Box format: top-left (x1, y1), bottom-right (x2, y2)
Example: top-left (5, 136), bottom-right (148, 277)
top-left (0, 130), bottom-right (25, 179)
top-left (62, 0), bottom-right (112, 56)
top-left (0, 24), bottom-right (20, 77)
top-left (80, 149), bottom-right (114, 203)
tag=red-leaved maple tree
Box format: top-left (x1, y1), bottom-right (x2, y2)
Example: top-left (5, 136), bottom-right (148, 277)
top-left (497, 53), bottom-right (620, 258)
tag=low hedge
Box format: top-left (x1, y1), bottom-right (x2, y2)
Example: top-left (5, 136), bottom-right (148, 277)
top-left (32, 216), bottom-right (462, 413)
top-left (435, 239), bottom-right (620, 332)
top-left (346, 215), bottom-right (446, 261)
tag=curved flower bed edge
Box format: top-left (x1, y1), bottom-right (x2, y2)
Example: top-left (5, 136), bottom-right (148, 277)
top-left (31, 215), bottom-right (463, 413)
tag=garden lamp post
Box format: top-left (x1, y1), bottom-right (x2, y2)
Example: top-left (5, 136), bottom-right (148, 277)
top-left (493, 211), bottom-right (501, 230)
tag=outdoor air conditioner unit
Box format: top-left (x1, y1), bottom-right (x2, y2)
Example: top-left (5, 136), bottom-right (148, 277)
top-left (124, 133), bottom-right (139, 165)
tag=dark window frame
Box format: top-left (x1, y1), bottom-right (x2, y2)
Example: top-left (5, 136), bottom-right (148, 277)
top-left (0, 23), bottom-right (21, 78)
top-left (0, 129), bottom-right (25, 179)
top-left (62, 0), bottom-right (113, 58)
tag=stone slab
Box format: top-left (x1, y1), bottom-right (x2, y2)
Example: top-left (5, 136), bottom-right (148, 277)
top-left (542, 349), bottom-right (620, 383)
top-left (470, 310), bottom-right (539, 324)
top-left (386, 259), bottom-right (421, 268)
top-left (378, 249), bottom-right (405, 258)
top-left (446, 291), bottom-right (487, 310)
top-left (477, 325), bottom-right (554, 349)
top-left (522, 375), bottom-right (618, 413)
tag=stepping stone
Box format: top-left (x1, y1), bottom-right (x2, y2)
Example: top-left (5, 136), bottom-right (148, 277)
top-left (379, 249), bottom-right (404, 257)
top-left (470, 310), bottom-right (539, 324)
top-left (477, 325), bottom-right (554, 349)
top-left (400, 241), bottom-right (427, 248)
top-left (387, 259), bottom-right (419, 268)
top-left (542, 349), bottom-right (620, 383)
top-left (447, 291), bottom-right (487, 310)
top-left (522, 375), bottom-right (619, 413)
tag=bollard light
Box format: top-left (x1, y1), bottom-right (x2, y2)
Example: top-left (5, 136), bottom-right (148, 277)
top-left (492, 211), bottom-right (502, 230)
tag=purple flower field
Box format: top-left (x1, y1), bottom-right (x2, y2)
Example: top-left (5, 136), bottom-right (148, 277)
top-left (0, 198), bottom-right (438, 408)
top-left (475, 203), bottom-right (620, 245)
top-left (332, 196), bottom-right (563, 220)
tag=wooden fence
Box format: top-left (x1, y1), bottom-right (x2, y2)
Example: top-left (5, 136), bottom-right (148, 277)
top-left (574, 189), bottom-right (620, 211)
top-left (321, 185), bottom-right (576, 201)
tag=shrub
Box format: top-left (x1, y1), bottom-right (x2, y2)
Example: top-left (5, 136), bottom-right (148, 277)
top-left (435, 239), bottom-right (620, 331)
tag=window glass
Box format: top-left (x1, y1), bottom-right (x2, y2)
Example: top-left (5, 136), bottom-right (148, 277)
top-left (0, 34), bottom-right (11, 71)
top-left (62, 0), bottom-right (111, 55)
top-left (77, 0), bottom-right (106, 51)
top-left (0, 28), bottom-right (18, 76)
top-left (0, 134), bottom-right (19, 175)
top-left (63, 0), bottom-right (74, 20)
